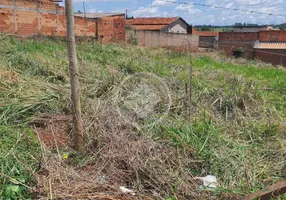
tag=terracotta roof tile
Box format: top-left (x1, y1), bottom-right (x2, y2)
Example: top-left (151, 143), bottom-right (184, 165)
top-left (131, 25), bottom-right (168, 31)
top-left (255, 42), bottom-right (286, 49)
top-left (126, 17), bottom-right (178, 26)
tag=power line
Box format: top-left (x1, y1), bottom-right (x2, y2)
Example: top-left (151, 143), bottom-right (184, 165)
top-left (156, 0), bottom-right (286, 17)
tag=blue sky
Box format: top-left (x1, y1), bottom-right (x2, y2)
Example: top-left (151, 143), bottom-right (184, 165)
top-left (72, 0), bottom-right (286, 25)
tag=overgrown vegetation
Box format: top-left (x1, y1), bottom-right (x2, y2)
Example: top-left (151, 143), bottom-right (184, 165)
top-left (0, 34), bottom-right (285, 199)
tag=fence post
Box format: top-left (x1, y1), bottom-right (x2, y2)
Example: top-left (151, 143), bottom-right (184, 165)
top-left (182, 39), bottom-right (192, 119)
top-left (56, 4), bottom-right (59, 36)
top-left (13, 0), bottom-right (17, 34)
top-left (37, 0), bottom-right (40, 35)
top-left (95, 19), bottom-right (98, 39)
top-left (65, 0), bottom-right (84, 151)
top-left (188, 52), bottom-right (193, 119)
top-left (143, 30), bottom-right (145, 46)
top-left (158, 31), bottom-right (161, 47)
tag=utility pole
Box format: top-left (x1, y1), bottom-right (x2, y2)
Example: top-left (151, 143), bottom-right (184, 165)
top-left (65, 0), bottom-right (84, 151)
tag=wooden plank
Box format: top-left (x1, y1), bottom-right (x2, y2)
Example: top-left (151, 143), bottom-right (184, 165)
top-left (243, 181), bottom-right (286, 200)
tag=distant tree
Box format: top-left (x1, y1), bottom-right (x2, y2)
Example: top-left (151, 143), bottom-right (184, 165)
top-left (247, 23), bottom-right (258, 26)
top-left (201, 27), bottom-right (211, 31)
top-left (235, 23), bottom-right (243, 26)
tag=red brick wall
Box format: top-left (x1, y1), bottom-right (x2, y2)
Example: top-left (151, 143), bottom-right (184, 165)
top-left (255, 50), bottom-right (286, 66)
top-left (219, 32), bottom-right (258, 59)
top-left (0, 8), bottom-right (14, 33)
top-left (0, 0), bottom-right (125, 42)
top-left (259, 30), bottom-right (286, 42)
top-left (17, 10), bottom-right (38, 35)
top-left (113, 16), bottom-right (125, 41)
top-left (58, 14), bottom-right (66, 36)
top-left (219, 43), bottom-right (255, 59)
top-left (96, 15), bottom-right (125, 43)
top-left (40, 13), bottom-right (57, 36)
top-left (219, 32), bottom-right (258, 42)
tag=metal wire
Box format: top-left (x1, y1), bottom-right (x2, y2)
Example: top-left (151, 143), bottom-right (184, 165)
top-left (156, 0), bottom-right (286, 17)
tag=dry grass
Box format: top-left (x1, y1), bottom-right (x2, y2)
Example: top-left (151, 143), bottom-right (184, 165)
top-left (33, 101), bottom-right (210, 199)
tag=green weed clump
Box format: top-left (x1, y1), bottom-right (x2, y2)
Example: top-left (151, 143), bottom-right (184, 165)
top-left (0, 126), bottom-right (40, 199)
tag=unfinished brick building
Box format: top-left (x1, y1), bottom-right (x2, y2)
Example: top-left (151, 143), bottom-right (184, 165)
top-left (192, 27), bottom-right (219, 48)
top-left (219, 31), bottom-right (286, 66)
top-left (0, 0), bottom-right (125, 42)
top-left (75, 13), bottom-right (125, 43)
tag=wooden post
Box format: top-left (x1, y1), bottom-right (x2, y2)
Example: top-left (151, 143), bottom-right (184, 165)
top-left (188, 52), bottom-right (192, 119)
top-left (65, 0), bottom-right (84, 151)
top-left (183, 39), bottom-right (192, 120)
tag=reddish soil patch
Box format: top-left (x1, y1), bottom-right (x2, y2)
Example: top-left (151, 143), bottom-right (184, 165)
top-left (32, 114), bottom-right (71, 149)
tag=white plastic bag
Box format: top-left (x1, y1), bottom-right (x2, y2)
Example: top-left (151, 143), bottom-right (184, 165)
top-left (119, 186), bottom-right (136, 195)
top-left (195, 175), bottom-right (218, 190)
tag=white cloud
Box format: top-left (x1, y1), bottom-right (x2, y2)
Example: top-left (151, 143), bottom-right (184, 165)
top-left (225, 3), bottom-right (234, 8)
top-left (89, 9), bottom-right (96, 13)
top-left (176, 4), bottom-right (201, 14)
top-left (152, 0), bottom-right (175, 7)
top-left (130, 6), bottom-right (160, 17)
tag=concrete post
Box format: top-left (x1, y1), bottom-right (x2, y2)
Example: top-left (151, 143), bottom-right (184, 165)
top-left (36, 0), bottom-right (40, 34)
top-left (158, 31), bottom-right (161, 47)
top-left (56, 4), bottom-right (59, 36)
top-left (143, 30), bottom-right (145, 46)
top-left (13, 0), bottom-right (17, 34)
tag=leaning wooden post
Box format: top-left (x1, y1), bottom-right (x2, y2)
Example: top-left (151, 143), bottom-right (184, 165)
top-left (188, 52), bottom-right (192, 119)
top-left (183, 39), bottom-right (192, 120)
top-left (65, 0), bottom-right (84, 151)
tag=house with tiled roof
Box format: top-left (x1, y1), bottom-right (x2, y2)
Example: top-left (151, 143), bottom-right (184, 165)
top-left (125, 17), bottom-right (191, 34)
